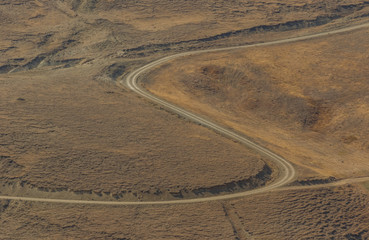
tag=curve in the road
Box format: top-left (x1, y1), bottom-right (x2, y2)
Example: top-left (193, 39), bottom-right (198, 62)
top-left (1, 21), bottom-right (369, 205)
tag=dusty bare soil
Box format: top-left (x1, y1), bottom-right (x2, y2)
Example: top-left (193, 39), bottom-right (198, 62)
top-left (1, 0), bottom-right (369, 239)
top-left (145, 26), bottom-right (369, 179)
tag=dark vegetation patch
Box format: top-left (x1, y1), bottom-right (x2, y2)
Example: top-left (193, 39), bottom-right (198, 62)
top-left (121, 11), bottom-right (365, 57)
top-left (1, 38), bottom-right (79, 74)
top-left (0, 200), bottom-right (10, 213)
top-left (0, 46), bottom-right (15, 53)
top-left (0, 156), bottom-right (24, 176)
top-left (295, 176), bottom-right (337, 186)
top-left (104, 63), bottom-right (126, 80)
top-left (1, 163), bottom-right (272, 201)
top-left (0, 64), bottom-right (16, 74)
top-left (37, 33), bottom-right (53, 47)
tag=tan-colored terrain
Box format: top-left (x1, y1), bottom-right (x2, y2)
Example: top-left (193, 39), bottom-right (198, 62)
top-left (1, 0), bottom-right (369, 239)
top-left (1, 65), bottom-right (273, 201)
top-left (145, 26), bottom-right (369, 180)
top-left (1, 185), bottom-right (369, 239)
top-left (2, 0), bottom-right (369, 71)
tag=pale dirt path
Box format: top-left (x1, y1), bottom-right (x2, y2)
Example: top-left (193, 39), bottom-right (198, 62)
top-left (1, 21), bottom-right (369, 206)
top-left (0, 176), bottom-right (368, 205)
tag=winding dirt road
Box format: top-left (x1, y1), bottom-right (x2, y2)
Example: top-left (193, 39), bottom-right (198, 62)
top-left (1, 21), bottom-right (369, 205)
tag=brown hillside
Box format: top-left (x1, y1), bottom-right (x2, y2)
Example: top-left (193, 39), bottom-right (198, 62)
top-left (145, 27), bottom-right (369, 178)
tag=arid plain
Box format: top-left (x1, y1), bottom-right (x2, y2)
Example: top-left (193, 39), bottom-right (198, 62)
top-left (1, 0), bottom-right (369, 239)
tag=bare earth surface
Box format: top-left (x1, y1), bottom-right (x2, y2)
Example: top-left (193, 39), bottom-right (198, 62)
top-left (1, 0), bottom-right (369, 239)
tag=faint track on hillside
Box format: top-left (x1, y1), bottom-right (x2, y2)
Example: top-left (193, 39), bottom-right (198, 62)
top-left (1, 21), bottom-right (369, 205)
